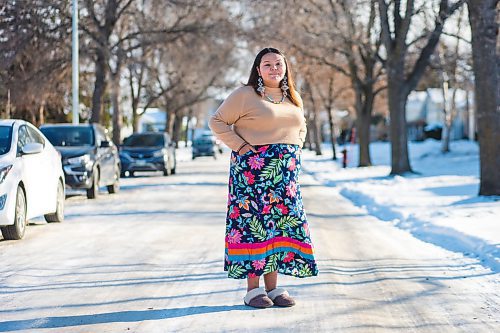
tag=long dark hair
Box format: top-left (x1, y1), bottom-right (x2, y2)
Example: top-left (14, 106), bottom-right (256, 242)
top-left (245, 47), bottom-right (301, 107)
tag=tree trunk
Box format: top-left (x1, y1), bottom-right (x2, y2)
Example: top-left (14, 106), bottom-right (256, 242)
top-left (387, 73), bottom-right (412, 174)
top-left (441, 79), bottom-right (451, 153)
top-left (441, 121), bottom-right (452, 153)
top-left (132, 104), bottom-right (139, 133)
top-left (357, 111), bottom-right (372, 167)
top-left (172, 114), bottom-right (183, 148)
top-left (38, 103), bottom-right (45, 126)
top-left (111, 73), bottom-right (122, 145)
top-left (6, 89), bottom-right (11, 119)
top-left (90, 51), bottom-right (108, 124)
top-left (467, 0), bottom-right (500, 196)
top-left (185, 109), bottom-right (193, 147)
top-left (307, 112), bottom-right (322, 155)
top-left (28, 109), bottom-right (36, 125)
top-left (307, 86), bottom-right (322, 155)
top-left (166, 111), bottom-right (175, 136)
top-left (466, 89), bottom-right (475, 141)
top-left (442, 86), bottom-right (457, 153)
top-left (356, 87), bottom-right (374, 167)
top-left (128, 65), bottom-right (144, 133)
top-left (304, 127), bottom-right (312, 150)
top-left (327, 109), bottom-right (337, 160)
top-left (313, 113), bottom-right (322, 155)
top-left (130, 78), bottom-right (140, 133)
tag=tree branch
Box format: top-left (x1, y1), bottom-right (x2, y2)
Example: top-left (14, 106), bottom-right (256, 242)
top-left (377, 0), bottom-right (393, 52)
top-left (405, 0), bottom-right (465, 94)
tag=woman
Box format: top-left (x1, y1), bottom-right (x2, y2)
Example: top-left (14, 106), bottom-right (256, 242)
top-left (209, 47), bottom-right (318, 309)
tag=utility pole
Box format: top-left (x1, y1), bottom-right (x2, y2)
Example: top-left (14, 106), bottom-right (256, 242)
top-left (72, 0), bottom-right (79, 124)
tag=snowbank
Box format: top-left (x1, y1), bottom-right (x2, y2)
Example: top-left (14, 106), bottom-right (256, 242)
top-left (302, 140), bottom-right (500, 273)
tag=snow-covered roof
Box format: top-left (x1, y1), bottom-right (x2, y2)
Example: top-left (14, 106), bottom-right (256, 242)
top-left (138, 108), bottom-right (166, 123)
top-left (408, 91), bottom-right (428, 102)
top-left (427, 88), bottom-right (470, 108)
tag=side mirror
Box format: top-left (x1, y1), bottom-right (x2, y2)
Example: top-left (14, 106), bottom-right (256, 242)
top-left (22, 142), bottom-right (43, 155)
top-left (100, 140), bottom-right (111, 148)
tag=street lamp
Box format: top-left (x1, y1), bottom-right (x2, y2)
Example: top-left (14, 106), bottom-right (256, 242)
top-left (72, 0), bottom-right (79, 124)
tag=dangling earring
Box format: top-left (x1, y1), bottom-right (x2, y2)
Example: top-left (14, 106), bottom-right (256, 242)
top-left (281, 76), bottom-right (289, 97)
top-left (257, 76), bottom-right (265, 95)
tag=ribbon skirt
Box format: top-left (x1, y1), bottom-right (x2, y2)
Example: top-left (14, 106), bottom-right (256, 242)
top-left (224, 144), bottom-right (318, 279)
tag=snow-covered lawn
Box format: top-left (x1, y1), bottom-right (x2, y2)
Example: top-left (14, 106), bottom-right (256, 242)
top-left (301, 140), bottom-right (500, 273)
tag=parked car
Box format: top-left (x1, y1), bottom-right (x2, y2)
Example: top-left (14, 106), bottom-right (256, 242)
top-left (40, 123), bottom-right (121, 199)
top-left (0, 120), bottom-right (65, 240)
top-left (192, 135), bottom-right (218, 160)
top-left (119, 132), bottom-right (176, 177)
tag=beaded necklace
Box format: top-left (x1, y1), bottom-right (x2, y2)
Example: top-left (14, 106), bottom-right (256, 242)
top-left (264, 92), bottom-right (287, 104)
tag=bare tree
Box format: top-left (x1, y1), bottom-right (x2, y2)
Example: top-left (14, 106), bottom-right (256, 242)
top-left (302, 78), bottom-right (323, 155)
top-left (434, 6), bottom-right (469, 153)
top-left (126, 55), bottom-right (149, 132)
top-left (0, 1), bottom-right (71, 124)
top-left (377, 0), bottom-right (465, 174)
top-left (240, 0), bottom-right (383, 163)
top-left (79, 0), bottom-right (235, 146)
top-left (160, 37), bottom-right (237, 146)
top-left (316, 74), bottom-right (351, 160)
top-left (133, 3), bottom-right (238, 145)
top-left (466, 0), bottom-right (499, 196)
top-left (79, 0), bottom-right (135, 124)
top-left (283, 0), bottom-right (386, 166)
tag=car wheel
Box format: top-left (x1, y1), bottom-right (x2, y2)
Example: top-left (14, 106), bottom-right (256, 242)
top-left (44, 180), bottom-right (64, 223)
top-left (86, 168), bottom-right (99, 199)
top-left (107, 169), bottom-right (120, 194)
top-left (1, 186), bottom-right (27, 240)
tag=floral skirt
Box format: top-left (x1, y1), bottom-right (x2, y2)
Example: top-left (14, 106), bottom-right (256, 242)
top-left (224, 144), bottom-right (318, 279)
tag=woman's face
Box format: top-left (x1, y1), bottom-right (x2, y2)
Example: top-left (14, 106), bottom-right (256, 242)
top-left (257, 52), bottom-right (286, 88)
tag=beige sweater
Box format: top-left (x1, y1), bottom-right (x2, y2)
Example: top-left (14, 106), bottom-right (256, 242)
top-left (209, 86), bottom-right (307, 151)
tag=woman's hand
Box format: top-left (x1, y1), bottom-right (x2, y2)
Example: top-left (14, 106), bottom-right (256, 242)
top-left (238, 143), bottom-right (258, 156)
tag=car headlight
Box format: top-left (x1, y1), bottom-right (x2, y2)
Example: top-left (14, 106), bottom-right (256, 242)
top-left (153, 149), bottom-right (166, 158)
top-left (67, 154), bottom-right (91, 166)
top-left (0, 165), bottom-right (12, 184)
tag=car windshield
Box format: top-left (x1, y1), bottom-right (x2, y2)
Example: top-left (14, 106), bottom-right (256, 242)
top-left (123, 134), bottom-right (164, 147)
top-left (193, 137), bottom-right (213, 145)
top-left (0, 125), bottom-right (13, 155)
top-left (41, 127), bottom-right (95, 147)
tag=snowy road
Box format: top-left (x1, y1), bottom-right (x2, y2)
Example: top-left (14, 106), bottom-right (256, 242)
top-left (0, 153), bottom-right (498, 332)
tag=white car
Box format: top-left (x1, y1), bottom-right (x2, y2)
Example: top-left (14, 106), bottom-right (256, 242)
top-left (0, 119), bottom-right (65, 240)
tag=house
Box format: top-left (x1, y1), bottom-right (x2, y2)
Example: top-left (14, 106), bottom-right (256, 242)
top-left (136, 99), bottom-right (222, 144)
top-left (406, 88), bottom-right (473, 141)
top-left (406, 91), bottom-right (429, 141)
top-left (137, 108), bottom-right (166, 132)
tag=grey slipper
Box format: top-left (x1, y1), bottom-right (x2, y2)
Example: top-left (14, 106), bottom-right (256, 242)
top-left (244, 288), bottom-right (274, 308)
top-left (267, 288), bottom-right (296, 307)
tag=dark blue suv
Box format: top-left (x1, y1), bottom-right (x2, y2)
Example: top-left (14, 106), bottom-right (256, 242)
top-left (119, 132), bottom-right (176, 177)
top-left (40, 124), bottom-right (121, 199)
